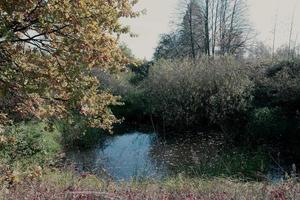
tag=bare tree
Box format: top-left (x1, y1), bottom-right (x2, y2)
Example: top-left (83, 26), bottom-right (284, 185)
top-left (211, 0), bottom-right (220, 57)
top-left (288, 5), bottom-right (296, 60)
top-left (272, 13), bottom-right (278, 61)
top-left (199, 0), bottom-right (251, 56)
top-left (154, 0), bottom-right (251, 59)
top-left (293, 33), bottom-right (299, 59)
top-left (188, 1), bottom-right (196, 59)
top-left (204, 0), bottom-right (210, 56)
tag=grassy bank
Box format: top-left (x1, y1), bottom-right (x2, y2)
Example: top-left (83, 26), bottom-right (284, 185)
top-left (1, 169), bottom-right (299, 200)
top-left (1, 122), bottom-right (299, 199)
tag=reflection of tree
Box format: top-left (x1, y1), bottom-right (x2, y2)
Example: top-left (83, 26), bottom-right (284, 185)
top-left (67, 149), bottom-right (107, 176)
top-left (67, 135), bottom-right (116, 178)
top-left (148, 134), bottom-right (225, 176)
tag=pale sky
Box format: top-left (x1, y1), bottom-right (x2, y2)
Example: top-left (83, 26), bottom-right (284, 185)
top-left (121, 0), bottom-right (300, 60)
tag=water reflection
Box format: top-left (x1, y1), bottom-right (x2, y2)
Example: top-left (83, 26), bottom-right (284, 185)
top-left (148, 133), bottom-right (225, 176)
top-left (67, 131), bottom-right (298, 181)
top-left (68, 132), bottom-right (162, 180)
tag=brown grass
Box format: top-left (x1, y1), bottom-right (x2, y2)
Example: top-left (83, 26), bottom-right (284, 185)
top-left (1, 170), bottom-right (300, 200)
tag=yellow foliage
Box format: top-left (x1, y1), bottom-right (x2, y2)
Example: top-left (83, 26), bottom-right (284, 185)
top-left (0, 0), bottom-right (139, 130)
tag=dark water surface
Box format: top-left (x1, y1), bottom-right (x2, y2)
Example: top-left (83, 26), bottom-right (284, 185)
top-left (67, 130), bottom-right (299, 181)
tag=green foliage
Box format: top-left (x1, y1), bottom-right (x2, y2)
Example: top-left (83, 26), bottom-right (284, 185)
top-left (0, 122), bottom-right (62, 169)
top-left (253, 60), bottom-right (300, 111)
top-left (247, 59), bottom-right (300, 139)
top-left (57, 116), bottom-right (105, 149)
top-left (127, 61), bottom-right (153, 85)
top-left (94, 68), bottom-right (151, 121)
top-left (247, 107), bottom-right (287, 138)
top-left (112, 89), bottom-right (150, 121)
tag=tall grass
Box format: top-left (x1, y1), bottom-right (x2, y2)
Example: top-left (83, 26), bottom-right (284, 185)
top-left (1, 169), bottom-right (300, 200)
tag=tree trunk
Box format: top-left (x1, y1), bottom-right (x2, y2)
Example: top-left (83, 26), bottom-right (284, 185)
top-left (204, 0), bottom-right (210, 56)
top-left (189, 2), bottom-right (196, 60)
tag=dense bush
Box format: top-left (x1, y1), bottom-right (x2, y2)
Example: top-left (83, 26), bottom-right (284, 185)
top-left (93, 57), bottom-right (300, 139)
top-left (0, 122), bottom-right (62, 170)
top-left (253, 60), bottom-right (300, 114)
top-left (127, 62), bottom-right (153, 85)
top-left (58, 115), bottom-right (106, 149)
top-left (246, 60), bottom-right (300, 139)
top-left (94, 69), bottom-right (151, 122)
top-left (247, 107), bottom-right (288, 139)
top-left (143, 57), bottom-right (254, 130)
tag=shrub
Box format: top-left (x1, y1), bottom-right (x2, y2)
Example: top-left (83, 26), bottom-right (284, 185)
top-left (248, 60), bottom-right (300, 139)
top-left (247, 107), bottom-right (288, 140)
top-left (253, 60), bottom-right (300, 113)
top-left (93, 69), bottom-right (151, 121)
top-left (143, 57), bottom-right (254, 130)
top-left (0, 122), bottom-right (62, 170)
top-left (127, 61), bottom-right (153, 85)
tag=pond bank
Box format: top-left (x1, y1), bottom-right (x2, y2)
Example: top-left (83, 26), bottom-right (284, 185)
top-left (1, 122), bottom-right (300, 199)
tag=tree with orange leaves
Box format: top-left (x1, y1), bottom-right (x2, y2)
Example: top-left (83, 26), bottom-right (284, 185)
top-left (0, 0), bottom-right (139, 131)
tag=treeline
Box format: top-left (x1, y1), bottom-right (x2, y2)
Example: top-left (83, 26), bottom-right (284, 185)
top-left (100, 0), bottom-right (300, 140)
top-left (154, 0), bottom-right (300, 61)
top-left (154, 0), bottom-right (250, 60)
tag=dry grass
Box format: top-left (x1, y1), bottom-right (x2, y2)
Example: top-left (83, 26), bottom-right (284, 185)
top-left (1, 170), bottom-right (300, 200)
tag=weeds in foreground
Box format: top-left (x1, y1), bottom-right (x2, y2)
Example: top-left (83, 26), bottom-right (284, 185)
top-left (1, 169), bottom-right (300, 200)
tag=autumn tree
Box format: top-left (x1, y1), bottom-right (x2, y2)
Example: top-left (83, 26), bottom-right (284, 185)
top-left (0, 0), bottom-right (139, 131)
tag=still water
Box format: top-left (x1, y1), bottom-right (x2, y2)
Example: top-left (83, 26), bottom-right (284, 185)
top-left (67, 131), bottom-right (298, 181)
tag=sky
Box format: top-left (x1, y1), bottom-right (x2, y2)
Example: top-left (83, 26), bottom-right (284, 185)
top-left (120, 0), bottom-right (300, 60)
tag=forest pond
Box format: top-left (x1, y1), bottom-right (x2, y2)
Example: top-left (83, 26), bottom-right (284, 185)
top-left (67, 130), bottom-right (300, 182)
